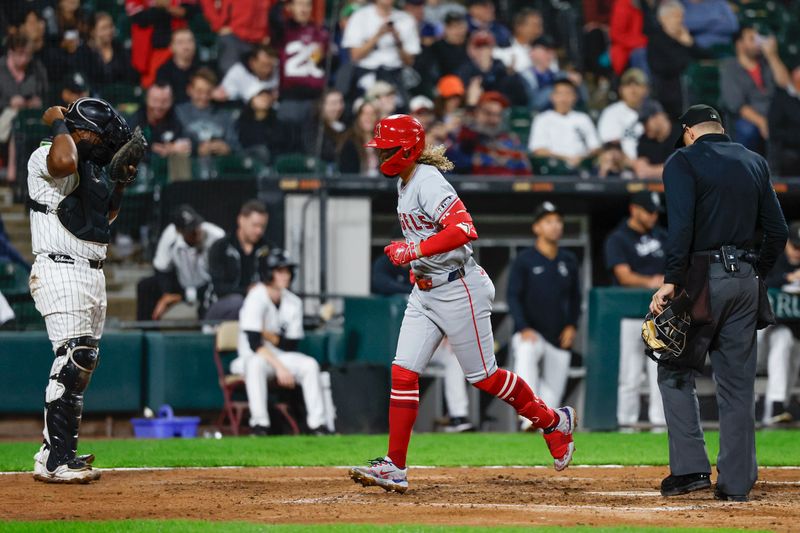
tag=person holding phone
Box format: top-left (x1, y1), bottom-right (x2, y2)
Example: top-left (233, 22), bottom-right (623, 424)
top-left (720, 26), bottom-right (789, 154)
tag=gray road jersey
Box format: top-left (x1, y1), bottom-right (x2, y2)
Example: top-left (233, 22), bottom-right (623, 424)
top-left (396, 164), bottom-right (472, 276)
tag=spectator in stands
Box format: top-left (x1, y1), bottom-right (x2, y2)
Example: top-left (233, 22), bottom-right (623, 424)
top-left (528, 79), bottom-right (601, 171)
top-left (200, 0), bottom-right (271, 74)
top-left (493, 8), bottom-right (543, 74)
top-left (596, 141), bottom-right (633, 178)
top-left (176, 68), bottom-right (240, 158)
top-left (466, 0), bottom-right (511, 47)
top-left (404, 0), bottom-right (439, 47)
top-left (409, 95), bottom-right (436, 129)
top-left (598, 68), bottom-right (648, 164)
top-left (508, 201), bottom-right (580, 429)
top-left (337, 100), bottom-right (380, 175)
top-left (41, 12), bottom-right (104, 89)
top-left (206, 200), bottom-right (271, 320)
top-left (721, 27), bottom-right (790, 153)
top-left (155, 28), bottom-right (197, 105)
top-left (85, 11), bottom-right (138, 86)
top-left (341, 0), bottom-right (421, 107)
top-left (456, 30), bottom-right (527, 107)
top-left (434, 75), bottom-right (471, 137)
top-left (424, 0), bottom-right (467, 26)
top-left (129, 83), bottom-right (192, 160)
top-left (0, 34), bottom-right (47, 112)
top-left (304, 89), bottom-right (346, 164)
top-left (365, 81), bottom-right (398, 119)
top-left (634, 99), bottom-right (678, 179)
top-left (768, 64), bottom-right (800, 177)
top-left (126, 0), bottom-right (196, 88)
top-left (605, 191), bottom-right (667, 428)
top-left (447, 91), bottom-right (531, 175)
top-left (237, 86), bottom-right (287, 165)
top-left (609, 0), bottom-right (648, 76)
top-left (44, 0), bottom-right (91, 43)
top-left (681, 0), bottom-right (738, 51)
top-left (215, 45), bottom-right (280, 103)
top-left (760, 221), bottom-right (800, 425)
top-left (423, 11), bottom-right (469, 80)
top-left (60, 72), bottom-right (89, 107)
top-left (272, 0), bottom-right (329, 125)
top-left (520, 36), bottom-right (578, 112)
top-left (643, 0), bottom-right (706, 119)
top-left (137, 205), bottom-right (225, 321)
top-left (233, 248), bottom-right (335, 436)
top-left (9, 9), bottom-right (47, 57)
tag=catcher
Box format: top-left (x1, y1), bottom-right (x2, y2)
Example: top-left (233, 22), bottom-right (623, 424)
top-left (27, 98), bottom-right (145, 483)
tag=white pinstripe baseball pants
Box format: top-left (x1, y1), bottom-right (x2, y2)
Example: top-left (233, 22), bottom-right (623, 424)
top-left (29, 256), bottom-right (107, 350)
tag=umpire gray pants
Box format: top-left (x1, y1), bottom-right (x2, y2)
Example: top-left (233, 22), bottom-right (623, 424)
top-left (657, 262), bottom-right (759, 497)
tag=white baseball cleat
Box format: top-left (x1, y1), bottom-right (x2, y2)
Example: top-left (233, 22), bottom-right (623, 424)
top-left (33, 449), bottom-right (101, 484)
top-left (349, 456), bottom-right (408, 494)
top-left (542, 406), bottom-right (577, 471)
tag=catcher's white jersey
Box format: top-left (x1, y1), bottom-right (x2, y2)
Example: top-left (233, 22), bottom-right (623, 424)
top-left (27, 143), bottom-right (107, 262)
top-left (27, 142), bottom-right (108, 347)
top-left (237, 284), bottom-right (305, 358)
top-left (396, 164), bottom-right (472, 276)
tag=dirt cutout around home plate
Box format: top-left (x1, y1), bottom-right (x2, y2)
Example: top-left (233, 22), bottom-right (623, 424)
top-left (1, 467), bottom-right (799, 530)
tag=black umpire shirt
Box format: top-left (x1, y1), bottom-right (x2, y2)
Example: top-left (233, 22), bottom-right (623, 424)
top-left (605, 219), bottom-right (667, 281)
top-left (662, 133), bottom-right (788, 285)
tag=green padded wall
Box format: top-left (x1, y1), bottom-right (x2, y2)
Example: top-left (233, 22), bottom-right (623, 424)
top-left (343, 296), bottom-right (407, 366)
top-left (144, 332), bottom-right (220, 410)
top-left (585, 288), bottom-right (652, 430)
top-left (3, 331), bottom-right (143, 414)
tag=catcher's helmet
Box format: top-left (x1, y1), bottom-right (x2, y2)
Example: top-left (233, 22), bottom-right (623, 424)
top-left (365, 114), bottom-right (425, 177)
top-left (641, 305), bottom-right (691, 363)
top-left (258, 248), bottom-right (297, 283)
top-left (64, 97), bottom-right (132, 165)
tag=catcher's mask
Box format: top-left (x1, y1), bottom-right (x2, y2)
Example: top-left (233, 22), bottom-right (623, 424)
top-left (65, 97), bottom-right (132, 166)
top-left (642, 304), bottom-right (691, 363)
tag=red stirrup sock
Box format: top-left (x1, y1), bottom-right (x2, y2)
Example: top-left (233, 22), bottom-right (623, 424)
top-left (474, 369), bottom-right (558, 429)
top-left (387, 364), bottom-right (420, 469)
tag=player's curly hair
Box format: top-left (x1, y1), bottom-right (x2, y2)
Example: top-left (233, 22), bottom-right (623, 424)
top-left (417, 145), bottom-right (455, 173)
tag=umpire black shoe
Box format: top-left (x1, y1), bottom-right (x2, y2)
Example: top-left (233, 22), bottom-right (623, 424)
top-left (250, 425), bottom-right (270, 436)
top-left (714, 486), bottom-right (749, 502)
top-left (660, 472), bottom-right (711, 496)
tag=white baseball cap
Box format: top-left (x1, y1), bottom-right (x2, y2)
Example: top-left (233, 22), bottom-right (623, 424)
top-left (409, 95), bottom-right (434, 113)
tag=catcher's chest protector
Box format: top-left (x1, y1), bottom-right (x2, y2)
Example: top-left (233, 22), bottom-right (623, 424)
top-left (57, 159), bottom-right (112, 244)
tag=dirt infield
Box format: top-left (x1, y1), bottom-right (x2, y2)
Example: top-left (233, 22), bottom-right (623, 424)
top-left (2, 466), bottom-right (799, 530)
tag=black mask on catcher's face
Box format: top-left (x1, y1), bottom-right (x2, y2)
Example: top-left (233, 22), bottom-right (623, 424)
top-left (76, 137), bottom-right (114, 167)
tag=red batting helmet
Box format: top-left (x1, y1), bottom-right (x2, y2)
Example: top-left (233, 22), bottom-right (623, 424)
top-left (365, 114), bottom-right (426, 176)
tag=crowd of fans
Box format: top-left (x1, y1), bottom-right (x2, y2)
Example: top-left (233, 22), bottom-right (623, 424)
top-left (0, 0), bottom-right (797, 182)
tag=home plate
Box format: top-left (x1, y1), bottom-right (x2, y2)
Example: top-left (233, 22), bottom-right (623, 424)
top-left (587, 491), bottom-right (663, 497)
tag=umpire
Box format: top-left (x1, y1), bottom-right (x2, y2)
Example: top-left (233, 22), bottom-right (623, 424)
top-left (650, 105), bottom-right (788, 502)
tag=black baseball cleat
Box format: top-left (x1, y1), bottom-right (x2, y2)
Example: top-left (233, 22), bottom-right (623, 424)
top-left (660, 472), bottom-right (711, 496)
top-left (714, 486), bottom-right (749, 502)
top-left (250, 425), bottom-right (270, 436)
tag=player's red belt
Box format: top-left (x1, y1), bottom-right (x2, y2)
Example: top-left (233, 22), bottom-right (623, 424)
top-left (415, 266), bottom-right (465, 291)
top-left (47, 253), bottom-right (104, 269)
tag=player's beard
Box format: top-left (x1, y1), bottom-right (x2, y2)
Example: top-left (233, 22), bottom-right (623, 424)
top-left (76, 139), bottom-right (114, 166)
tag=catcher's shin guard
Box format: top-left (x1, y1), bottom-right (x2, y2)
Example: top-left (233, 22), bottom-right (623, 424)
top-left (43, 337), bottom-right (100, 471)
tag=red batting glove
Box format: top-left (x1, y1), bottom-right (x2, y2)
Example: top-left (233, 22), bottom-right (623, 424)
top-left (408, 269), bottom-right (416, 286)
top-left (384, 241), bottom-right (419, 266)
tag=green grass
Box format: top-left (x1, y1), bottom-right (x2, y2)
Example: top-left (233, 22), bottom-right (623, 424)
top-left (0, 522), bottom-right (773, 533)
top-left (0, 431), bottom-right (798, 472)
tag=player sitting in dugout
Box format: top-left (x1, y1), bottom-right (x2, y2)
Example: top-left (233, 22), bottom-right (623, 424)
top-left (231, 248), bottom-right (335, 435)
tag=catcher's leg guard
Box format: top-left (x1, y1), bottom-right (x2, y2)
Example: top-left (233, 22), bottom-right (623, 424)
top-left (42, 337), bottom-right (100, 471)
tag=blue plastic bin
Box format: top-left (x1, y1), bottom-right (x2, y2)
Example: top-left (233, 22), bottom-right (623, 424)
top-left (130, 405), bottom-right (201, 438)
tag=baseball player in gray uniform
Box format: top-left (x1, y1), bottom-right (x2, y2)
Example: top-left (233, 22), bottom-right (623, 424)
top-left (349, 114), bottom-right (577, 493)
top-left (27, 98), bottom-right (140, 483)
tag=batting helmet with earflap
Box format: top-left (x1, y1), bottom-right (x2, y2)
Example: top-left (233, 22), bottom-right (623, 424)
top-left (258, 248), bottom-right (297, 283)
top-left (365, 114), bottom-right (425, 177)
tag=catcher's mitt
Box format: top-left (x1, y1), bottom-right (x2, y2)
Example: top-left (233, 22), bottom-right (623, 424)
top-left (642, 292), bottom-right (692, 363)
top-left (108, 126), bottom-right (146, 185)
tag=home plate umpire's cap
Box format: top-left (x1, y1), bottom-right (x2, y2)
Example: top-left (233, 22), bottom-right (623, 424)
top-left (674, 104), bottom-right (723, 148)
